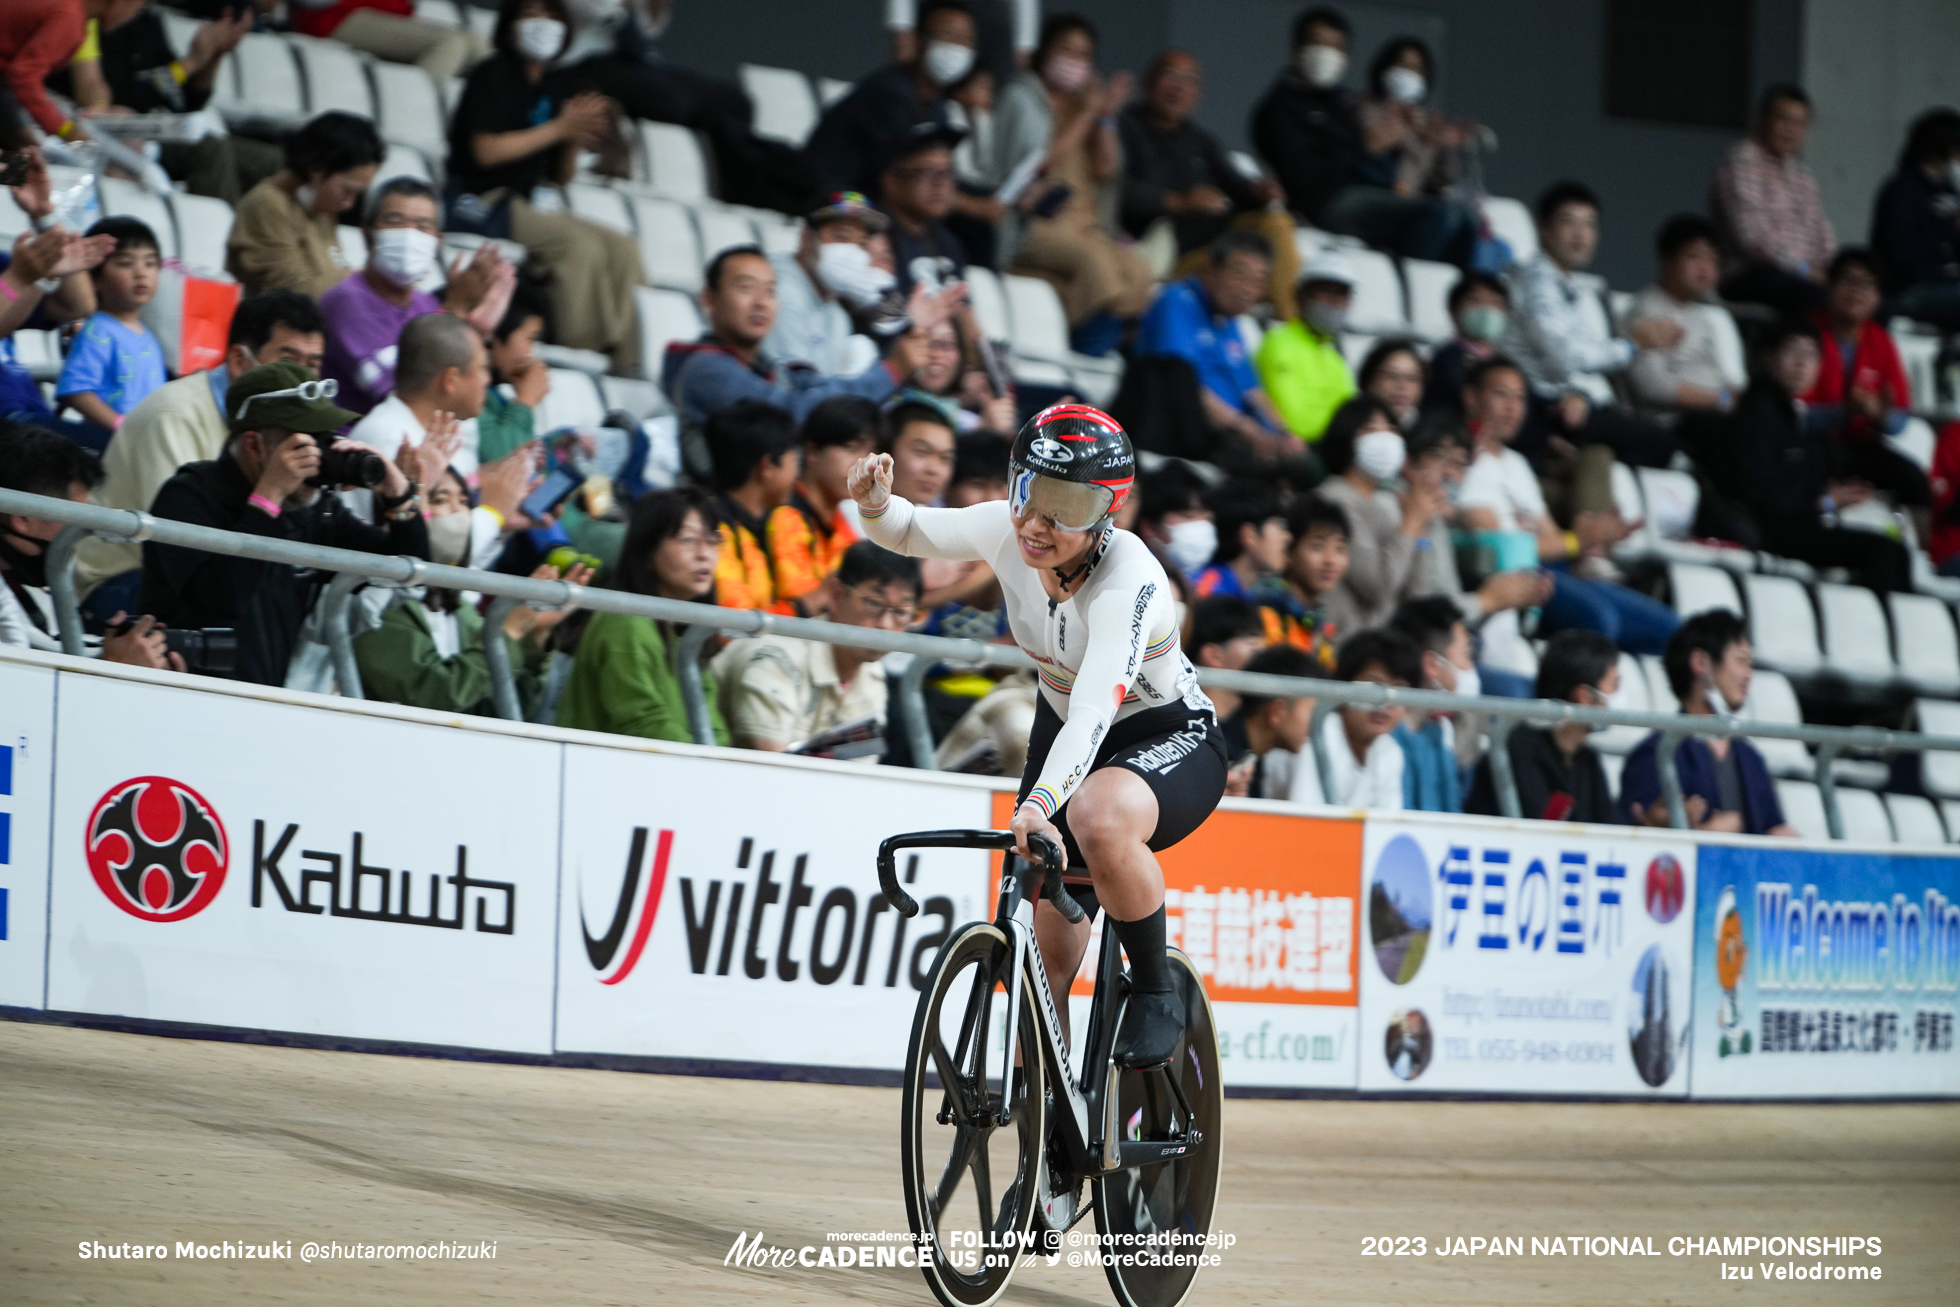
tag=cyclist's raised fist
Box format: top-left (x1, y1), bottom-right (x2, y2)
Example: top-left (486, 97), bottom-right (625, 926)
top-left (848, 452), bottom-right (895, 511)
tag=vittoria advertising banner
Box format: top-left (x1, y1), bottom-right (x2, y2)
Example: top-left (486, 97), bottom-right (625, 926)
top-left (1357, 817), bottom-right (1699, 1095)
top-left (552, 742), bottom-right (997, 1071)
top-left (0, 658), bottom-right (56, 1010)
top-left (1690, 843), bottom-right (1960, 1097)
top-left (43, 673), bottom-right (560, 1052)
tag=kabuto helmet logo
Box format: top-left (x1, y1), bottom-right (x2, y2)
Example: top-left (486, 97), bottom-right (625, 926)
top-left (85, 776), bottom-right (229, 922)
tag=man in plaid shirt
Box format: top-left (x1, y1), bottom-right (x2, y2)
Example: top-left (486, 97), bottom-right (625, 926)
top-left (1710, 84), bottom-right (1836, 315)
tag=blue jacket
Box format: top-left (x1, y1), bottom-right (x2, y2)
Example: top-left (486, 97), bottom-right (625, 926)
top-left (1396, 718), bottom-right (1463, 813)
top-left (1618, 731), bottom-right (1786, 834)
top-left (661, 336), bottom-right (898, 431)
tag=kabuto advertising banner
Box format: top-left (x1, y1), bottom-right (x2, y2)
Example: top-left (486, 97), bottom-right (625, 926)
top-left (1358, 815), bottom-right (1699, 1095)
top-left (0, 658), bottom-right (56, 1010)
top-left (1690, 842), bottom-right (1960, 1097)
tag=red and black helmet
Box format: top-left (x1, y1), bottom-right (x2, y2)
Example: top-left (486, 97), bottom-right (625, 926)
top-left (1007, 403), bottom-right (1136, 532)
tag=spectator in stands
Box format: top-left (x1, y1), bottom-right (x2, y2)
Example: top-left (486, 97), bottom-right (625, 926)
top-left (56, 216), bottom-right (167, 440)
top-left (72, 291), bottom-right (327, 611)
top-left (1188, 595), bottom-right (1268, 720)
top-left (1357, 338), bottom-right (1425, 433)
top-left (57, 5), bottom-right (278, 206)
top-left (1320, 627), bottom-right (1415, 809)
top-left (1119, 48), bottom-right (1298, 318)
top-left (1620, 610), bottom-right (1797, 836)
top-left (0, 0), bottom-right (119, 146)
top-left (664, 247), bottom-right (927, 433)
top-left (1130, 230), bottom-right (1299, 471)
top-left (807, 0), bottom-right (972, 198)
top-left (1455, 356), bottom-right (1681, 655)
top-left (1194, 480), bottom-right (1290, 602)
top-left (983, 14), bottom-right (1153, 349)
top-left (1278, 494), bottom-right (1354, 664)
top-left (884, 397), bottom-right (960, 507)
top-left (141, 362), bottom-right (436, 686)
top-left (715, 540), bottom-right (920, 753)
top-left (0, 422), bottom-right (179, 667)
top-left (1312, 395), bottom-right (1423, 631)
top-left (320, 178), bottom-right (515, 417)
top-left (1716, 319), bottom-right (1912, 592)
top-left (556, 485), bottom-right (729, 743)
top-left (765, 192), bottom-right (888, 376)
top-left (705, 399), bottom-right (800, 612)
top-left (446, 2), bottom-right (645, 372)
top-left (1256, 246), bottom-right (1358, 442)
top-left (1802, 248), bottom-right (1930, 524)
top-left (1220, 643), bottom-right (1325, 802)
top-left (766, 396), bottom-right (878, 616)
top-left (1387, 596), bottom-right (1474, 814)
top-left (1626, 214), bottom-right (1746, 422)
top-left (1870, 108), bottom-right (1960, 331)
top-left (1131, 461), bottom-right (1216, 584)
top-left (228, 112), bottom-right (384, 298)
top-left (1501, 181), bottom-right (1683, 471)
top-left (1710, 84), bottom-right (1834, 316)
top-left (1420, 271), bottom-right (1508, 420)
top-left (1331, 35), bottom-right (1476, 266)
top-left (1, 153), bottom-right (115, 442)
top-left (354, 466), bottom-right (591, 718)
top-left (479, 282), bottom-right (552, 465)
top-left (1465, 629), bottom-right (1621, 823)
top-left (905, 317), bottom-right (1018, 431)
top-left (1931, 426), bottom-right (1960, 577)
top-left (887, 0), bottom-right (1035, 74)
top-left (1249, 6), bottom-right (1360, 234)
top-left (291, 0), bottom-right (490, 82)
top-left (350, 312), bottom-right (495, 480)
top-left (880, 122), bottom-right (974, 297)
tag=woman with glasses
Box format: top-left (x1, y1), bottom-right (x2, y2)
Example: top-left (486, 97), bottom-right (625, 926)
top-left (555, 486), bottom-right (729, 743)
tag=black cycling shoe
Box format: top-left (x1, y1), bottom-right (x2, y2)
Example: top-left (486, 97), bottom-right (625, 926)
top-left (1114, 988), bottom-right (1184, 1068)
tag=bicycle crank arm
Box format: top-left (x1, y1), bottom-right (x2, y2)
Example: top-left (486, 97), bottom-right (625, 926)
top-left (1110, 1136), bottom-right (1200, 1170)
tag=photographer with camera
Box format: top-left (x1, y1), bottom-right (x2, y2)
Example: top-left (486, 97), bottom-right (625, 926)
top-left (140, 362), bottom-right (433, 686)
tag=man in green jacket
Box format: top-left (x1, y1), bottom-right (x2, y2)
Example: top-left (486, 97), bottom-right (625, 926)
top-left (1255, 246), bottom-right (1358, 440)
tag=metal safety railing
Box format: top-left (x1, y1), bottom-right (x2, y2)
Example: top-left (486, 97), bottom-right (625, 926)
top-left (12, 486), bottom-right (1960, 840)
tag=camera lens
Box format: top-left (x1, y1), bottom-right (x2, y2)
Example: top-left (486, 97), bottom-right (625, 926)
top-left (310, 446), bottom-right (388, 489)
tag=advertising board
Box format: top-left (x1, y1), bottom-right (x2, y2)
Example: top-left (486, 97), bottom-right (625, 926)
top-left (1690, 842), bottom-right (1960, 1097)
top-left (43, 673), bottom-right (561, 1052)
top-left (1358, 816), bottom-right (1699, 1095)
top-left (0, 659), bottom-right (55, 1009)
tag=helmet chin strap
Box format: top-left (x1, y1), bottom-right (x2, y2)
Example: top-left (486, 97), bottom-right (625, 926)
top-left (1051, 524), bottom-right (1111, 591)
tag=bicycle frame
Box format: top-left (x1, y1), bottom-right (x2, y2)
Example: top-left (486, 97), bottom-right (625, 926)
top-left (879, 831), bottom-right (1198, 1180)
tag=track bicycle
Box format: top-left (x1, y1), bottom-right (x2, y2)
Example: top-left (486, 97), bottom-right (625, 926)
top-left (877, 829), bottom-right (1224, 1307)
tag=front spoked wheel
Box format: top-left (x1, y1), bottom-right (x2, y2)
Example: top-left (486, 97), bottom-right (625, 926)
top-left (1092, 948), bottom-right (1224, 1307)
top-left (901, 922), bottom-right (1048, 1307)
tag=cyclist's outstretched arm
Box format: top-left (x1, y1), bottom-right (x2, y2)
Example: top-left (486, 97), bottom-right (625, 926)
top-left (852, 454), bottom-right (1002, 562)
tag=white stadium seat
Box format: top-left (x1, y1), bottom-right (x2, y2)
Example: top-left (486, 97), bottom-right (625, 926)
top-left (414, 0), bottom-right (464, 27)
top-left (634, 286), bottom-right (705, 378)
top-left (440, 75), bottom-right (467, 115)
top-left (740, 65), bottom-right (820, 147)
top-left (337, 224), bottom-right (368, 270)
top-left (288, 36), bottom-right (374, 117)
top-left (1890, 592), bottom-right (1960, 696)
top-left (629, 196), bottom-right (704, 292)
top-left (749, 208), bottom-right (802, 258)
top-left (1342, 248), bottom-right (1408, 333)
top-left (963, 266), bottom-right (1011, 340)
top-left (695, 207), bottom-right (759, 262)
top-left (640, 123), bottom-right (712, 202)
top-left (167, 193), bottom-right (235, 279)
top-left (1744, 670), bottom-right (1814, 780)
top-left (1918, 700), bottom-right (1960, 799)
top-left (231, 32), bottom-right (306, 119)
top-left (599, 375), bottom-right (669, 420)
top-left (378, 142), bottom-right (434, 188)
top-left (1668, 562), bottom-right (1741, 618)
top-left (1339, 332), bottom-right (1377, 371)
top-left (1943, 801), bottom-right (1960, 843)
top-left (0, 189), bottom-right (31, 242)
top-left (1640, 655), bottom-right (1678, 714)
top-left (1892, 325), bottom-right (1939, 413)
top-left (818, 77), bottom-right (853, 107)
top-left (1775, 780), bottom-right (1828, 841)
top-left (99, 179), bottom-right (179, 258)
top-left (1816, 582), bottom-right (1896, 685)
top-left (1482, 196), bottom-right (1537, 263)
top-left (1638, 468), bottom-right (1702, 543)
top-left (533, 369), bottom-right (607, 432)
top-left (9, 329), bottom-right (62, 380)
top-left (1836, 788), bottom-right (1894, 844)
top-left (567, 183), bottom-right (636, 235)
top-left (1741, 574), bottom-right (1822, 676)
top-left (1885, 794), bottom-right (1947, 847)
top-left (371, 61), bottom-right (449, 161)
top-left (466, 6), bottom-right (497, 40)
top-left (1598, 751), bottom-right (1624, 801)
top-left (1402, 258), bottom-right (1459, 341)
top-left (1893, 415), bottom-right (1937, 470)
top-left (1593, 653), bottom-right (1652, 757)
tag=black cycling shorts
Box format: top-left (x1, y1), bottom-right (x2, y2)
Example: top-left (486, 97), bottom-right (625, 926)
top-left (1014, 698), bottom-right (1229, 920)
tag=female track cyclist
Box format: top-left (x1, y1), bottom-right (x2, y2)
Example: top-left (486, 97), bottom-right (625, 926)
top-left (849, 404), bottom-right (1228, 1067)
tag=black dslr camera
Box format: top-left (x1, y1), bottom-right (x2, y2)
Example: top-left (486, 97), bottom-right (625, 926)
top-left (307, 439), bottom-right (387, 489)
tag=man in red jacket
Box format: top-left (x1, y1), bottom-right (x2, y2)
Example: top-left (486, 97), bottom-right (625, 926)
top-left (0, 0), bottom-right (145, 145)
top-left (1802, 247), bottom-right (1929, 535)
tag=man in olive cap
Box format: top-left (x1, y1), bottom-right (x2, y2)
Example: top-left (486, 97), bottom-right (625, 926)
top-left (141, 362), bottom-right (433, 686)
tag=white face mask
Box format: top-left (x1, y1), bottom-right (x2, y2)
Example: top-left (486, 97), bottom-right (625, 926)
top-left (515, 17), bottom-right (567, 62)
top-left (1044, 55), bottom-right (1092, 95)
top-left (1299, 44), bottom-right (1347, 89)
top-left (1354, 429), bottom-right (1406, 483)
top-left (1163, 517), bottom-right (1218, 577)
top-left (1701, 673), bottom-right (1745, 720)
top-left (370, 227), bottom-right (441, 288)
top-left (1447, 660), bottom-right (1479, 700)
top-left (295, 182), bottom-right (319, 213)
top-left (923, 40), bottom-right (975, 87)
top-left (816, 239), bottom-right (896, 306)
top-left (1304, 300), bottom-right (1347, 336)
top-left (1459, 304), bottom-right (1507, 343)
top-left (1382, 66), bottom-right (1427, 103)
top-left (426, 509), bottom-right (473, 567)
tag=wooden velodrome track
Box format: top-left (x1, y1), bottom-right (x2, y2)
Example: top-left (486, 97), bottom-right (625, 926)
top-left (2, 1020), bottom-right (1953, 1305)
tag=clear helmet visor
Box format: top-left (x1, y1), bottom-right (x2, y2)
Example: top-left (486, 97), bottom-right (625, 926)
top-left (1008, 466), bottom-right (1116, 532)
